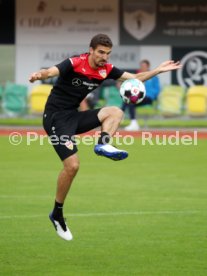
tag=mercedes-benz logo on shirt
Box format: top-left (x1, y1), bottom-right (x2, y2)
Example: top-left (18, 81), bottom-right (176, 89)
top-left (72, 78), bottom-right (82, 86)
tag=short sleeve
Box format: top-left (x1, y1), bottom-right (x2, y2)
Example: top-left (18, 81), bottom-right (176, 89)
top-left (55, 59), bottom-right (73, 77)
top-left (107, 66), bottom-right (124, 80)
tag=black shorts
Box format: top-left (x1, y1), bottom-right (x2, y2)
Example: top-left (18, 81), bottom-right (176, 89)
top-left (43, 109), bottom-right (101, 161)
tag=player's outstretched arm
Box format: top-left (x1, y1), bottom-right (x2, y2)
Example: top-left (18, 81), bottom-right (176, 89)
top-left (118, 60), bottom-right (182, 82)
top-left (29, 66), bottom-right (60, 83)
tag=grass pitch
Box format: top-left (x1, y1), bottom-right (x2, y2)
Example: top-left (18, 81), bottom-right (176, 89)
top-left (0, 135), bottom-right (207, 275)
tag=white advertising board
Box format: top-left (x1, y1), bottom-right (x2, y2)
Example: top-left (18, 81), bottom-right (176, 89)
top-left (16, 44), bottom-right (171, 88)
top-left (16, 0), bottom-right (119, 45)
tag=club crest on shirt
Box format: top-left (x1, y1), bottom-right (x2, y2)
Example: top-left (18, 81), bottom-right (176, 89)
top-left (99, 69), bottom-right (107, 78)
top-left (65, 140), bottom-right (74, 150)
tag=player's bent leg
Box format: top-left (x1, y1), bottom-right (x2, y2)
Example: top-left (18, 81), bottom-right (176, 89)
top-left (97, 106), bottom-right (124, 136)
top-left (50, 154), bottom-right (79, 241)
top-left (94, 106), bottom-right (128, 161)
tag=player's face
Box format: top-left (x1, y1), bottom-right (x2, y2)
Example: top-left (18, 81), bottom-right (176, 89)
top-left (89, 45), bottom-right (112, 68)
top-left (140, 62), bottom-right (150, 72)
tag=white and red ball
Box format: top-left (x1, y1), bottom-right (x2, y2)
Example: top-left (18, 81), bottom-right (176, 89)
top-left (120, 79), bottom-right (146, 104)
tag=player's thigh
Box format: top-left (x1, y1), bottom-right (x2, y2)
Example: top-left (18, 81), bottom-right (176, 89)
top-left (97, 106), bottom-right (123, 123)
top-left (51, 127), bottom-right (78, 161)
top-left (43, 113), bottom-right (78, 161)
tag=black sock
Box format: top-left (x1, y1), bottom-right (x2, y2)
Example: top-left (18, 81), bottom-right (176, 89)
top-left (98, 132), bottom-right (110, 145)
top-left (52, 200), bottom-right (63, 219)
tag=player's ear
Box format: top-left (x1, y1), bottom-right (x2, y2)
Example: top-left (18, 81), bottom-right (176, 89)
top-left (89, 47), bottom-right (94, 55)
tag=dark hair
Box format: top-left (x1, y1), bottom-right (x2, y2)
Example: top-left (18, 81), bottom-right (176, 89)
top-left (140, 59), bottom-right (150, 66)
top-left (89, 34), bottom-right (113, 49)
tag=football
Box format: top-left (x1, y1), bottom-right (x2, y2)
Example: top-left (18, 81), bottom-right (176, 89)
top-left (120, 79), bottom-right (146, 104)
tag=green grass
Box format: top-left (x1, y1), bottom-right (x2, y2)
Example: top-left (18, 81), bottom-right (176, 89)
top-left (128, 119), bottom-right (207, 128)
top-left (0, 136), bottom-right (207, 275)
top-left (0, 116), bottom-right (43, 126)
top-left (1, 116), bottom-right (207, 128)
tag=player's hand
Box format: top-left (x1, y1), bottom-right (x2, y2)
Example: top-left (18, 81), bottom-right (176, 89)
top-left (158, 60), bottom-right (182, 73)
top-left (29, 72), bottom-right (42, 83)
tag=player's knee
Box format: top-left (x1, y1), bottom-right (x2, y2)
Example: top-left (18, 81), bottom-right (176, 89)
top-left (71, 161), bottom-right (79, 173)
top-left (65, 162), bottom-right (79, 175)
top-left (98, 106), bottom-right (123, 123)
top-left (110, 106), bottom-right (123, 119)
top-left (64, 156), bottom-right (80, 174)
